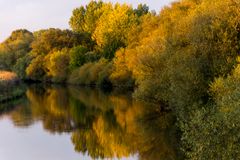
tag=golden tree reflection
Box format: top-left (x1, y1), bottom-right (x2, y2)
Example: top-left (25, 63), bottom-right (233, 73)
top-left (4, 84), bottom-right (181, 159)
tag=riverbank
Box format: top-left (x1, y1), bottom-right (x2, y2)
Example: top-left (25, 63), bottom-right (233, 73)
top-left (0, 71), bottom-right (25, 105)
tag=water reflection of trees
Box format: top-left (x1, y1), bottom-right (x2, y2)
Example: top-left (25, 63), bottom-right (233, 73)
top-left (5, 85), bottom-right (181, 160)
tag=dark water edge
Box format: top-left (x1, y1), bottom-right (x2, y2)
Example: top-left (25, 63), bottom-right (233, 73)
top-left (0, 83), bottom-right (26, 111)
top-left (0, 83), bottom-right (183, 160)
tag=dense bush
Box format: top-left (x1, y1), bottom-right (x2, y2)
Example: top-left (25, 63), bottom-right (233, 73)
top-left (26, 55), bottom-right (46, 81)
top-left (13, 55), bottom-right (32, 79)
top-left (0, 71), bottom-right (25, 103)
top-left (181, 62), bottom-right (240, 160)
top-left (68, 59), bottom-right (112, 87)
top-left (110, 48), bottom-right (134, 88)
top-left (46, 49), bottom-right (70, 83)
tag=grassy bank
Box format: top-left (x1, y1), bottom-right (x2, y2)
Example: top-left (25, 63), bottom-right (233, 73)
top-left (0, 71), bottom-right (25, 104)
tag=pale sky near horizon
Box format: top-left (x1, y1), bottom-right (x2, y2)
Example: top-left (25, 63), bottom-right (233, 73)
top-left (0, 0), bottom-right (176, 42)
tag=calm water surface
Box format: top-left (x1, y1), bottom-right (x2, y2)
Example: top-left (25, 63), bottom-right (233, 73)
top-left (0, 84), bottom-right (180, 160)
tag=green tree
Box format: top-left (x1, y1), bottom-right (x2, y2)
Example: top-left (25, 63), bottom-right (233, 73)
top-left (69, 45), bottom-right (89, 70)
top-left (134, 4), bottom-right (149, 17)
top-left (69, 0), bottom-right (104, 35)
top-left (0, 29), bottom-right (33, 70)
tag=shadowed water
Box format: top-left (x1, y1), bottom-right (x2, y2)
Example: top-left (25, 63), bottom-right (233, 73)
top-left (0, 84), bottom-right (180, 160)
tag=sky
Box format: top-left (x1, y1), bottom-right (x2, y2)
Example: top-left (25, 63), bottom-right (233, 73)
top-left (0, 0), bottom-right (176, 42)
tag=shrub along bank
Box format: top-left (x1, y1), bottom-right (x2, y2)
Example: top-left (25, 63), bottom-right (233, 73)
top-left (0, 71), bottom-right (25, 105)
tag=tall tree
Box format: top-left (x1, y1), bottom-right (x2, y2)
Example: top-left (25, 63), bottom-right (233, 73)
top-left (69, 1), bottom-right (104, 35)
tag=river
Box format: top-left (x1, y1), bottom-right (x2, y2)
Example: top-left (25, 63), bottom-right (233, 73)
top-left (0, 84), bottom-right (180, 160)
